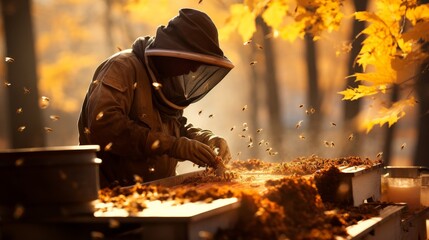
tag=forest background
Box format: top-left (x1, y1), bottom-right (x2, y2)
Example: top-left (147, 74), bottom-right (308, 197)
top-left (1, 0), bottom-right (428, 173)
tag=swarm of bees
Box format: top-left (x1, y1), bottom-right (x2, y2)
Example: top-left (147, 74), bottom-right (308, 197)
top-left (4, 56), bottom-right (61, 135)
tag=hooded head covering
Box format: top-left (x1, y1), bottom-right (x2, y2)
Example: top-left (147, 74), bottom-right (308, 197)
top-left (148, 8), bottom-right (232, 66)
top-left (145, 8), bottom-right (234, 112)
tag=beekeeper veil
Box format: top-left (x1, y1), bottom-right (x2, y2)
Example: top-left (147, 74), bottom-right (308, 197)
top-left (145, 8), bottom-right (234, 110)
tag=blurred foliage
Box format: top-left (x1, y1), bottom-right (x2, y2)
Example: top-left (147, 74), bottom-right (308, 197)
top-left (219, 0), bottom-right (344, 42)
top-left (35, 0), bottom-right (101, 112)
top-left (39, 52), bottom-right (96, 112)
top-left (123, 0), bottom-right (177, 24)
top-left (220, 0), bottom-right (429, 132)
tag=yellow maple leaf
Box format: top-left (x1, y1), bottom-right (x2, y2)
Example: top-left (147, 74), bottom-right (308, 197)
top-left (338, 84), bottom-right (385, 101)
top-left (353, 69), bottom-right (397, 85)
top-left (406, 3), bottom-right (429, 25)
top-left (361, 97), bottom-right (416, 133)
top-left (355, 11), bottom-right (384, 26)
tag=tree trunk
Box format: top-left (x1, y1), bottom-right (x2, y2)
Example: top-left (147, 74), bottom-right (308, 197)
top-left (256, 17), bottom-right (284, 160)
top-left (304, 34), bottom-right (321, 150)
top-left (413, 0), bottom-right (429, 167)
top-left (383, 85), bottom-right (399, 166)
top-left (342, 0), bottom-right (369, 155)
top-left (1, 0), bottom-right (46, 148)
top-left (414, 60), bottom-right (429, 167)
top-left (249, 46), bottom-right (260, 159)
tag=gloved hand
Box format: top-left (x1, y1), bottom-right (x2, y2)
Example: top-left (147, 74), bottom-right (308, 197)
top-left (170, 137), bottom-right (217, 167)
top-left (207, 136), bottom-right (232, 164)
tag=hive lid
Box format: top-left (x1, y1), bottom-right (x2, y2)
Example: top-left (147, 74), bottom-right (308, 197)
top-left (0, 145), bottom-right (101, 166)
top-left (384, 166), bottom-right (429, 178)
top-left (0, 145), bottom-right (100, 154)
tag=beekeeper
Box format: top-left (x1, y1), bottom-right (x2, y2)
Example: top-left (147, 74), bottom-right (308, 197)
top-left (78, 8), bottom-right (234, 188)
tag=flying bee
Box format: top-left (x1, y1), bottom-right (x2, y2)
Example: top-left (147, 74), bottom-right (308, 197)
top-left (243, 39), bottom-right (252, 45)
top-left (258, 140), bottom-right (265, 146)
top-left (401, 143), bottom-right (406, 150)
top-left (348, 133), bottom-right (354, 141)
top-left (247, 142), bottom-right (253, 148)
top-left (84, 127), bottom-right (91, 135)
top-left (376, 152), bottom-right (383, 158)
top-left (16, 108), bottom-right (23, 114)
top-left (39, 96), bottom-right (50, 109)
top-left (96, 111), bottom-right (104, 121)
top-left (152, 82), bottom-right (162, 89)
top-left (239, 134), bottom-right (246, 138)
top-left (92, 79), bottom-right (100, 85)
top-left (296, 120), bottom-right (303, 129)
top-left (208, 114), bottom-right (214, 118)
top-left (242, 105), bottom-right (248, 111)
top-left (299, 104), bottom-right (304, 108)
top-left (330, 122), bottom-right (337, 127)
top-left (242, 127), bottom-right (248, 132)
top-left (306, 108), bottom-right (316, 115)
top-left (44, 127), bottom-right (53, 132)
top-left (49, 115), bottom-right (60, 121)
top-left (256, 128), bottom-right (263, 133)
top-left (243, 122), bottom-right (248, 127)
top-left (237, 152), bottom-right (241, 156)
top-left (5, 57), bottom-right (14, 63)
top-left (330, 141), bottom-right (335, 148)
top-left (4, 81), bottom-right (11, 87)
top-left (266, 147), bottom-right (273, 152)
top-left (104, 142), bottom-right (113, 151)
top-left (23, 87), bottom-right (30, 94)
top-left (255, 43), bottom-right (263, 50)
top-left (230, 126), bottom-right (235, 131)
top-left (324, 141), bottom-right (330, 147)
top-left (250, 61), bottom-right (258, 65)
top-left (299, 134), bottom-right (305, 140)
top-left (133, 82), bottom-right (138, 89)
top-left (17, 126), bottom-right (26, 132)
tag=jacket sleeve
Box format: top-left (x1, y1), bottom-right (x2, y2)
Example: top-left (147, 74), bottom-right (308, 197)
top-left (82, 57), bottom-right (176, 161)
top-left (180, 117), bottom-right (214, 144)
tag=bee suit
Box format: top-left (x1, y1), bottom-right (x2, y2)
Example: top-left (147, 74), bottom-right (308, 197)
top-left (78, 8), bottom-right (234, 188)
